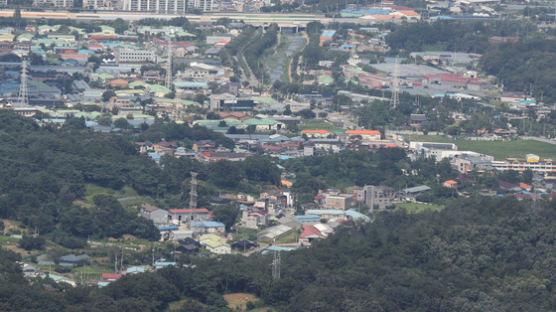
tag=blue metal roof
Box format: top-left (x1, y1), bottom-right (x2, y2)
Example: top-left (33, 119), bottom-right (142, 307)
top-left (158, 225), bottom-right (179, 231)
top-left (295, 215), bottom-right (320, 219)
top-left (174, 81), bottom-right (208, 88)
top-left (191, 221), bottom-right (225, 228)
top-left (321, 30), bottom-right (336, 37)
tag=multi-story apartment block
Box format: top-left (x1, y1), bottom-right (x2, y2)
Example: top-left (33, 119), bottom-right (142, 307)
top-left (121, 0), bottom-right (187, 13)
top-left (82, 0), bottom-right (119, 10)
top-left (116, 48), bottom-right (156, 63)
top-left (187, 0), bottom-right (212, 12)
top-left (34, 0), bottom-right (74, 8)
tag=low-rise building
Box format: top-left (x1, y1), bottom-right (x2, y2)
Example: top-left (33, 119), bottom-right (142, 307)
top-left (190, 221), bottom-right (225, 234)
top-left (140, 203), bottom-right (169, 224)
top-left (169, 208), bottom-right (211, 223)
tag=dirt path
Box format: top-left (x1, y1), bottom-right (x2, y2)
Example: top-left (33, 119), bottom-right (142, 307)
top-left (287, 32), bottom-right (308, 83)
top-left (288, 57), bottom-right (294, 83)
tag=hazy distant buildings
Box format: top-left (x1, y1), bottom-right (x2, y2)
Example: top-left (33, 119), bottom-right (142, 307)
top-left (121, 0), bottom-right (187, 13)
top-left (34, 0), bottom-right (74, 8)
top-left (82, 0), bottom-right (116, 10)
top-left (187, 0), bottom-right (212, 12)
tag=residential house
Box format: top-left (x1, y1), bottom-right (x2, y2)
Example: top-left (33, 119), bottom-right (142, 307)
top-left (190, 221), bottom-right (226, 234)
top-left (299, 225), bottom-right (325, 244)
top-left (240, 209), bottom-right (267, 229)
top-left (302, 129), bottom-right (332, 138)
top-left (199, 234), bottom-right (231, 254)
top-left (305, 139), bottom-right (344, 153)
top-left (101, 273), bottom-right (122, 282)
top-left (443, 180), bottom-right (458, 189)
top-left (176, 237), bottom-right (201, 253)
top-left (169, 208), bottom-right (211, 223)
top-left (294, 215), bottom-right (321, 225)
top-left (140, 203), bottom-right (169, 224)
top-left (346, 129), bottom-right (381, 141)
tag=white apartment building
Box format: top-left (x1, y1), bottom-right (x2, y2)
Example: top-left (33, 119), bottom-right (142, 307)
top-left (121, 0), bottom-right (187, 13)
top-left (82, 0), bottom-right (117, 9)
top-left (187, 0), bottom-right (212, 12)
top-left (117, 48), bottom-right (156, 63)
top-left (34, 0), bottom-right (74, 8)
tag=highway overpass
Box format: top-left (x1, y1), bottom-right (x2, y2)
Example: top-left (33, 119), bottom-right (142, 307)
top-left (0, 9), bottom-right (333, 26)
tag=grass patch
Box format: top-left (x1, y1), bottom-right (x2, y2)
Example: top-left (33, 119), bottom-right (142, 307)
top-left (405, 135), bottom-right (556, 160)
top-left (299, 119), bottom-right (344, 132)
top-left (224, 293), bottom-right (259, 311)
top-left (83, 184), bottom-right (156, 211)
top-left (231, 227), bottom-right (259, 243)
top-left (0, 235), bottom-right (20, 243)
top-left (397, 202), bottom-right (445, 214)
top-left (84, 184), bottom-right (137, 202)
top-left (275, 230), bottom-right (299, 244)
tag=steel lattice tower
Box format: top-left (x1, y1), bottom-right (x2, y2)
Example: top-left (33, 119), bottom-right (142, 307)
top-left (166, 36), bottom-right (173, 90)
top-left (189, 172), bottom-right (198, 210)
top-left (390, 57), bottom-right (399, 109)
top-left (272, 251), bottom-right (281, 280)
top-left (17, 60), bottom-right (29, 107)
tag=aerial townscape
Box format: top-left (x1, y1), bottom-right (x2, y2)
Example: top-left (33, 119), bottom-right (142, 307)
top-left (0, 0), bottom-right (554, 311)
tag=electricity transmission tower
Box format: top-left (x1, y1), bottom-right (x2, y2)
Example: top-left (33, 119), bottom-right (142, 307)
top-left (189, 172), bottom-right (198, 210)
top-left (166, 36), bottom-right (173, 90)
top-left (272, 251), bottom-right (281, 280)
top-left (17, 59), bottom-right (29, 107)
top-left (390, 57), bottom-right (399, 109)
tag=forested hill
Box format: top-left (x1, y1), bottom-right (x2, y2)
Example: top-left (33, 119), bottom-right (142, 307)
top-left (1, 197), bottom-right (554, 311)
top-left (0, 110), bottom-right (279, 246)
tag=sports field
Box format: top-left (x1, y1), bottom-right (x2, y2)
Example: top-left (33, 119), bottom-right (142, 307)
top-left (405, 135), bottom-right (556, 160)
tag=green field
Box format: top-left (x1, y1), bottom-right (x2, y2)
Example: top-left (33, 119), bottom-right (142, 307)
top-left (405, 135), bottom-right (556, 160)
top-left (397, 202), bottom-right (445, 214)
top-left (276, 230), bottom-right (299, 244)
top-left (299, 119), bottom-right (344, 132)
top-left (82, 184), bottom-right (155, 211)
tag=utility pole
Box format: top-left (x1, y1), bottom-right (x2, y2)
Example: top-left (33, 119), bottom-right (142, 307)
top-left (152, 246), bottom-right (155, 268)
top-left (120, 247), bottom-right (124, 273)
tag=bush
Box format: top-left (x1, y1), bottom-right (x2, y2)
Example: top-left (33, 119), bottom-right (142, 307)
top-left (19, 235), bottom-right (45, 250)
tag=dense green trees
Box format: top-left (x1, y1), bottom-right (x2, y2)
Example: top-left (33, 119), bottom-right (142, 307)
top-left (386, 20), bottom-right (528, 54)
top-left (284, 148), bottom-right (448, 202)
top-left (0, 111), bottom-right (281, 243)
top-left (1, 196), bottom-right (554, 311)
top-left (138, 121), bottom-right (234, 149)
top-left (480, 37), bottom-right (556, 103)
